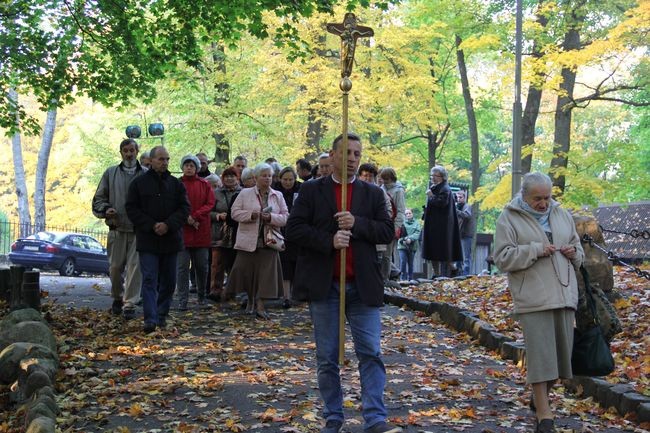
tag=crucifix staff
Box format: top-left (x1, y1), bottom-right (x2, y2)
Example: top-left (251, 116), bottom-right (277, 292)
top-left (326, 13), bottom-right (374, 365)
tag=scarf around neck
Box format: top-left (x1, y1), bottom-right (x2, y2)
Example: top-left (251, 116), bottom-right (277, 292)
top-left (516, 195), bottom-right (552, 233)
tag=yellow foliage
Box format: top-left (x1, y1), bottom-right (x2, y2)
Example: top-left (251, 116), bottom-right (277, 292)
top-left (458, 34), bottom-right (501, 52)
top-left (0, 96), bottom-right (120, 228)
top-left (475, 174), bottom-right (512, 211)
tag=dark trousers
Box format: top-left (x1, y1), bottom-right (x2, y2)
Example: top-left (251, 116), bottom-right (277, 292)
top-left (139, 252), bottom-right (177, 326)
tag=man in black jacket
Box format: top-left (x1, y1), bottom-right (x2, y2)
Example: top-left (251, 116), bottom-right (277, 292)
top-left (126, 146), bottom-right (190, 333)
top-left (286, 133), bottom-right (401, 433)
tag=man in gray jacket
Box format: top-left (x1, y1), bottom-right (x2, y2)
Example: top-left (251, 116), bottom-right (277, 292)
top-left (92, 138), bottom-right (147, 319)
top-left (455, 190), bottom-right (475, 275)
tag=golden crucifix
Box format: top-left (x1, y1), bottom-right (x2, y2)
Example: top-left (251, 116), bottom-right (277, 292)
top-left (326, 13), bottom-right (374, 365)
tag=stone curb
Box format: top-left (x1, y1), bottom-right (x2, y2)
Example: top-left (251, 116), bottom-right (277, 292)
top-left (0, 309), bottom-right (59, 433)
top-left (384, 291), bottom-right (650, 424)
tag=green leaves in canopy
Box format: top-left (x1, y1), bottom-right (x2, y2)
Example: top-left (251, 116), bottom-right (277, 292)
top-left (0, 0), bottom-right (371, 136)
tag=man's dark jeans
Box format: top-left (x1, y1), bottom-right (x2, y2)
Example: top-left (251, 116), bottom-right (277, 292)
top-left (139, 252), bottom-right (177, 326)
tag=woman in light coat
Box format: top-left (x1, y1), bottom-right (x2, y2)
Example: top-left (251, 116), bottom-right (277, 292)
top-left (226, 163), bottom-right (288, 319)
top-left (396, 208), bottom-right (421, 282)
top-left (494, 172), bottom-right (584, 433)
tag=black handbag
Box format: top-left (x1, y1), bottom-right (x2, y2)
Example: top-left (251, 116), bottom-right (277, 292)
top-left (571, 266), bottom-right (615, 376)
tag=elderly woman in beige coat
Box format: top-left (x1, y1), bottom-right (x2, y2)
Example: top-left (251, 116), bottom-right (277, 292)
top-left (226, 163), bottom-right (288, 320)
top-left (494, 172), bottom-right (584, 433)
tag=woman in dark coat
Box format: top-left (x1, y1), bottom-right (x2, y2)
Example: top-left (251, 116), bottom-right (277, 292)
top-left (207, 166), bottom-right (242, 302)
top-left (421, 165), bottom-right (462, 277)
top-left (272, 166), bottom-right (301, 308)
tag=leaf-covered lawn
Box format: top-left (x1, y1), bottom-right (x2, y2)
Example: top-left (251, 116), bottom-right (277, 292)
top-left (395, 266), bottom-right (650, 398)
top-left (0, 267), bottom-right (647, 432)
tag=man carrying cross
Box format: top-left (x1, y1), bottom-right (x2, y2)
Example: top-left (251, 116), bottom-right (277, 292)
top-left (286, 133), bottom-right (400, 433)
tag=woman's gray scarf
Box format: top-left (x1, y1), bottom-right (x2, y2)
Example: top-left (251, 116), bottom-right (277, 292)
top-left (516, 195), bottom-right (552, 233)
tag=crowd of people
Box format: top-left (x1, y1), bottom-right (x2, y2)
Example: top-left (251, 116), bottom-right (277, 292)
top-left (93, 138), bottom-right (480, 325)
top-left (91, 136), bottom-right (586, 433)
top-left (92, 136), bottom-right (484, 433)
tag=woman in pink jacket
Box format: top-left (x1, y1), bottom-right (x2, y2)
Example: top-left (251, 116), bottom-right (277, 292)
top-left (226, 163), bottom-right (288, 319)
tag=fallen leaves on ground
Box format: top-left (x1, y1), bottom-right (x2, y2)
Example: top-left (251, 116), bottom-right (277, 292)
top-left (0, 267), bottom-right (647, 432)
top-left (395, 266), bottom-right (649, 398)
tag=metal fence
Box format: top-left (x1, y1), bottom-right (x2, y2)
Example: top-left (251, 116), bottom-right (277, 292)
top-left (0, 220), bottom-right (108, 255)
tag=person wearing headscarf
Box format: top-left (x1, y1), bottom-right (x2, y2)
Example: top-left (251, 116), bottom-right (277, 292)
top-left (207, 166), bottom-right (242, 302)
top-left (176, 154), bottom-right (215, 310)
top-left (494, 172), bottom-right (584, 433)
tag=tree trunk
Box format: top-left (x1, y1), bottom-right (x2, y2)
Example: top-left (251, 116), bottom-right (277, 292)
top-left (455, 35), bottom-right (480, 197)
top-left (456, 35), bottom-right (481, 267)
top-left (7, 89), bottom-right (32, 237)
top-left (427, 129), bottom-right (438, 171)
top-left (549, 26), bottom-right (581, 194)
top-left (426, 123), bottom-right (450, 172)
top-left (33, 105), bottom-right (57, 231)
top-left (305, 103), bottom-right (324, 156)
top-left (521, 4), bottom-right (548, 174)
top-left (211, 43), bottom-right (230, 165)
top-left (305, 34), bottom-right (328, 156)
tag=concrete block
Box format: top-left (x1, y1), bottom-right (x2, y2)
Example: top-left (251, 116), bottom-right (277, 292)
top-left (24, 371), bottom-right (52, 400)
top-left (638, 402), bottom-right (650, 423)
top-left (603, 383), bottom-right (635, 411)
top-left (0, 343), bottom-right (58, 384)
top-left (0, 321), bottom-right (57, 354)
top-left (25, 416), bottom-right (55, 433)
top-left (620, 392), bottom-right (650, 416)
top-left (25, 401), bottom-right (56, 426)
top-left (458, 311), bottom-right (477, 334)
top-left (594, 379), bottom-right (614, 406)
top-left (490, 332), bottom-right (512, 350)
top-left (425, 302), bottom-right (443, 316)
top-left (478, 326), bottom-right (500, 350)
top-left (0, 309), bottom-right (45, 329)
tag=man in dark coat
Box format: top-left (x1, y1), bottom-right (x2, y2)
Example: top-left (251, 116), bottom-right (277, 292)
top-left (286, 133), bottom-right (401, 433)
top-left (126, 146), bottom-right (190, 333)
top-left (421, 165), bottom-right (462, 277)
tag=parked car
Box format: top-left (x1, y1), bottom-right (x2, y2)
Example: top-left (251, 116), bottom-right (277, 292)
top-left (9, 231), bottom-right (109, 277)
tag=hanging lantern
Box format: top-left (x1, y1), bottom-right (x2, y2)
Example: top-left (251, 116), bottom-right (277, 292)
top-left (125, 125), bottom-right (142, 138)
top-left (148, 123), bottom-right (164, 136)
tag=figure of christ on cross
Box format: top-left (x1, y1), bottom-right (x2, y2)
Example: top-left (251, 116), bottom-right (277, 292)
top-left (326, 13), bottom-right (374, 79)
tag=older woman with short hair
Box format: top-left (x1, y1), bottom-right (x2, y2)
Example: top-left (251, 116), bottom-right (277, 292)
top-left (226, 163), bottom-right (288, 319)
top-left (272, 166), bottom-right (301, 308)
top-left (207, 166), bottom-right (241, 302)
top-left (494, 172), bottom-right (584, 433)
top-left (240, 167), bottom-right (256, 188)
top-left (421, 165), bottom-right (462, 277)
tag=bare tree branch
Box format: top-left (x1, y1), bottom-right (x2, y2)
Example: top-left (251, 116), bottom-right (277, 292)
top-left (572, 83), bottom-right (648, 106)
top-left (576, 96), bottom-right (649, 107)
top-left (382, 134), bottom-right (426, 148)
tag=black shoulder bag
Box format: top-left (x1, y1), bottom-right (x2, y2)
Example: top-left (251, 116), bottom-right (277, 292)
top-left (571, 266), bottom-right (615, 377)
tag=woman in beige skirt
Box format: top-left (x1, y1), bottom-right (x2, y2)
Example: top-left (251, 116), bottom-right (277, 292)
top-left (226, 163), bottom-right (288, 320)
top-left (494, 172), bottom-right (584, 433)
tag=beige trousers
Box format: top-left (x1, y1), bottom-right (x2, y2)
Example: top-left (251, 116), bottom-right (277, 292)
top-left (107, 230), bottom-right (141, 308)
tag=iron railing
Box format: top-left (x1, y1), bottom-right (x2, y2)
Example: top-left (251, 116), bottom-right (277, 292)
top-left (0, 220), bottom-right (108, 255)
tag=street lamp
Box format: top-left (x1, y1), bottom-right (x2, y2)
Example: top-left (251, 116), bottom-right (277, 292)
top-left (125, 125), bottom-right (141, 139)
top-left (125, 123), bottom-right (165, 144)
